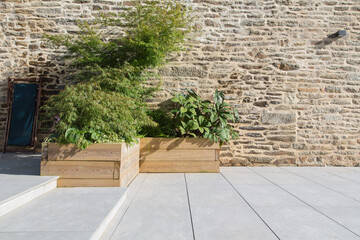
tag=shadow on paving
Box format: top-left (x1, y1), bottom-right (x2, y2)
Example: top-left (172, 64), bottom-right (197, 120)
top-left (0, 153), bottom-right (41, 175)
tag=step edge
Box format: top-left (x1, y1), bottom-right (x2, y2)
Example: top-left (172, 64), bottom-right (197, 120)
top-left (0, 176), bottom-right (59, 217)
top-left (90, 189), bottom-right (128, 240)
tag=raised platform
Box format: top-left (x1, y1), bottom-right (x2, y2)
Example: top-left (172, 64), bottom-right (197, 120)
top-left (0, 187), bottom-right (126, 240)
top-left (0, 153), bottom-right (128, 240)
top-left (0, 175), bottom-right (58, 217)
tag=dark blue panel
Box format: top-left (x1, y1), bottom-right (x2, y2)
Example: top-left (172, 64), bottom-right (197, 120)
top-left (8, 84), bottom-right (37, 146)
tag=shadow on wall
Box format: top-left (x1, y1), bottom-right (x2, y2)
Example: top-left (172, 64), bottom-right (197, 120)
top-left (0, 153), bottom-right (41, 175)
top-left (314, 30), bottom-right (347, 49)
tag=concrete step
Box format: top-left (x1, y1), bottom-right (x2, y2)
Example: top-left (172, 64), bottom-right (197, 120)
top-left (0, 174), bottom-right (58, 217)
top-left (0, 187), bottom-right (127, 240)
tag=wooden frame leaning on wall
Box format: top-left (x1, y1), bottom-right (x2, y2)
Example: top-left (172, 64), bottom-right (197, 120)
top-left (3, 77), bottom-right (42, 154)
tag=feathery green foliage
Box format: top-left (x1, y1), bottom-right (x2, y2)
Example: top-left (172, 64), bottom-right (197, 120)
top-left (42, 0), bottom-right (193, 149)
top-left (45, 0), bottom-right (192, 70)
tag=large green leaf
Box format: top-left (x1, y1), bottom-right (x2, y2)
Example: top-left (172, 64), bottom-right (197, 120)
top-left (198, 115), bottom-right (204, 125)
top-left (171, 96), bottom-right (180, 103)
top-left (210, 113), bottom-right (217, 123)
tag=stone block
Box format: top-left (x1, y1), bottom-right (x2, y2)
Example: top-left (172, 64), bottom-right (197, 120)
top-left (261, 111), bottom-right (296, 125)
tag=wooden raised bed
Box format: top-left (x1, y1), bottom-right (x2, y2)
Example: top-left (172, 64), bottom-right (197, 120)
top-left (140, 138), bottom-right (220, 173)
top-left (41, 142), bottom-right (139, 187)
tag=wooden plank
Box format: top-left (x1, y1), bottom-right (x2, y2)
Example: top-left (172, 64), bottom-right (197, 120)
top-left (140, 138), bottom-right (219, 151)
top-left (119, 160), bottom-right (139, 187)
top-left (140, 149), bottom-right (216, 161)
top-left (113, 161), bottom-right (120, 180)
top-left (40, 161), bottom-right (115, 179)
top-left (57, 178), bottom-right (120, 187)
top-left (139, 160), bottom-right (219, 173)
top-left (121, 148), bottom-right (140, 171)
top-left (41, 141), bottom-right (140, 187)
top-left (121, 142), bottom-right (140, 159)
top-left (47, 143), bottom-right (122, 161)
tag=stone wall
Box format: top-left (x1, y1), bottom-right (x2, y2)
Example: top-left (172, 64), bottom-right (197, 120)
top-left (1, 0), bottom-right (360, 166)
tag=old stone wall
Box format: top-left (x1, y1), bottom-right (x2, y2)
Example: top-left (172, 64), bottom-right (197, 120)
top-left (1, 0), bottom-right (360, 166)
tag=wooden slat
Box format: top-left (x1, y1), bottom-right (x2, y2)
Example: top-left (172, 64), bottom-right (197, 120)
top-left (47, 143), bottom-right (122, 161)
top-left (41, 161), bottom-right (115, 179)
top-left (140, 138), bottom-right (219, 151)
top-left (140, 149), bottom-right (216, 161)
top-left (121, 143), bottom-right (140, 159)
top-left (57, 178), bottom-right (120, 187)
top-left (41, 141), bottom-right (140, 187)
top-left (139, 160), bottom-right (219, 173)
top-left (119, 160), bottom-right (139, 187)
top-left (113, 162), bottom-right (120, 179)
top-left (121, 149), bottom-right (140, 170)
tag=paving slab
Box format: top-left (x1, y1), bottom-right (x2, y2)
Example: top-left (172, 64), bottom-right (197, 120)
top-left (221, 171), bottom-right (271, 185)
top-left (282, 167), bottom-right (360, 202)
top-left (316, 207), bottom-right (360, 236)
top-left (0, 175), bottom-right (57, 204)
top-left (318, 167), bottom-right (360, 184)
top-left (232, 184), bottom-right (306, 207)
top-left (105, 168), bottom-right (360, 240)
top-left (111, 205), bottom-right (193, 240)
top-left (0, 174), bottom-right (58, 217)
top-left (132, 183), bottom-right (188, 207)
top-left (141, 173), bottom-right (185, 186)
top-left (0, 232), bottom-right (92, 240)
top-left (278, 183), bottom-right (360, 207)
top-left (187, 184), bottom-right (247, 207)
top-left (282, 167), bottom-right (356, 185)
top-left (185, 173), bottom-right (229, 185)
top-left (0, 187), bottom-right (127, 240)
top-left (255, 206), bottom-right (359, 240)
top-left (191, 206), bottom-right (277, 240)
top-left (250, 167), bottom-right (311, 185)
top-left (0, 154), bottom-right (41, 175)
top-left (100, 174), bottom-right (148, 240)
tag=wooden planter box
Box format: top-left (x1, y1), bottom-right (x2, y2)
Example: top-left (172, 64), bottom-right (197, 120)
top-left (140, 138), bottom-right (220, 173)
top-left (41, 142), bottom-right (140, 187)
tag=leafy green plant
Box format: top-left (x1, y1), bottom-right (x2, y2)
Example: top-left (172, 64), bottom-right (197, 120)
top-left (42, 0), bottom-right (193, 148)
top-left (42, 83), bottom-right (155, 149)
top-left (139, 109), bottom-right (177, 137)
top-left (45, 0), bottom-right (193, 70)
top-left (171, 90), bottom-right (240, 146)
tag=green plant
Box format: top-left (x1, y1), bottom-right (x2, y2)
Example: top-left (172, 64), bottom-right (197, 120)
top-left (139, 109), bottom-right (177, 137)
top-left (42, 0), bottom-right (193, 148)
top-left (42, 83), bottom-right (155, 149)
top-left (171, 90), bottom-right (240, 146)
top-left (45, 0), bottom-right (193, 70)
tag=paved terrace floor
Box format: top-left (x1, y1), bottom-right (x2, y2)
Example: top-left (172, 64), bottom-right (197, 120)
top-left (102, 167), bottom-right (360, 240)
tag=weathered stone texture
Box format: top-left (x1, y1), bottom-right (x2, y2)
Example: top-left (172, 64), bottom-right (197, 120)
top-left (1, 0), bottom-right (360, 166)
